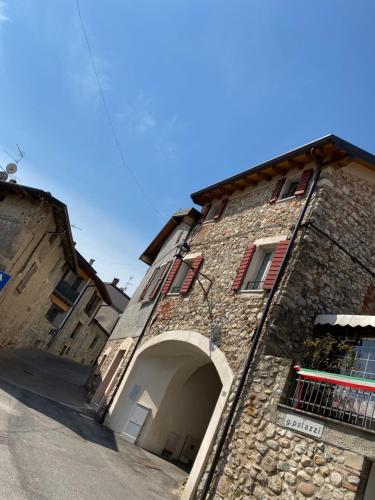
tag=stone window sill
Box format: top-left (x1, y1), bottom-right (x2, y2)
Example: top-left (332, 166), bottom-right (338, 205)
top-left (239, 289), bottom-right (265, 296)
top-left (276, 195), bottom-right (296, 204)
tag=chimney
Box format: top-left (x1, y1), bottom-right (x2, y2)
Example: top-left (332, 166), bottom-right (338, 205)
top-left (89, 258), bottom-right (95, 266)
top-left (112, 278), bottom-right (120, 286)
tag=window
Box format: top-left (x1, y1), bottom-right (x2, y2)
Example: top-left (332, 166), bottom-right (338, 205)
top-left (46, 304), bottom-right (65, 327)
top-left (201, 199), bottom-right (228, 223)
top-left (16, 262), bottom-right (38, 293)
top-left (242, 247), bottom-right (274, 291)
top-left (169, 261), bottom-right (191, 294)
top-left (85, 292), bottom-right (101, 316)
top-left (49, 234), bottom-right (57, 245)
top-left (60, 345), bottom-right (68, 356)
top-left (70, 322), bottom-right (82, 339)
top-left (280, 179), bottom-right (298, 200)
top-left (89, 335), bottom-right (99, 349)
top-left (0, 194), bottom-right (5, 202)
top-left (140, 262), bottom-right (170, 302)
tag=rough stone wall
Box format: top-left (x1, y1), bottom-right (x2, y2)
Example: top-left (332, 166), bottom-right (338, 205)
top-left (211, 355), bottom-right (367, 500)
top-left (47, 283), bottom-right (106, 365)
top-left (127, 161), bottom-right (375, 498)
top-left (144, 169), bottom-right (307, 372)
top-left (265, 163), bottom-right (375, 358)
top-left (0, 192), bottom-right (67, 348)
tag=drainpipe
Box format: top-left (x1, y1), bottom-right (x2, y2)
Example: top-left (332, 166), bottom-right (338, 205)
top-left (100, 222), bottom-right (199, 424)
top-left (200, 148), bottom-right (323, 499)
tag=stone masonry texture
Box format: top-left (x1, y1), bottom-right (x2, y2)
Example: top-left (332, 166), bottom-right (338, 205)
top-left (136, 161), bottom-right (375, 498)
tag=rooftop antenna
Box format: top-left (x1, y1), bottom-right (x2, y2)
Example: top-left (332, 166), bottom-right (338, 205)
top-left (1, 144), bottom-right (25, 183)
top-left (124, 275), bottom-right (134, 292)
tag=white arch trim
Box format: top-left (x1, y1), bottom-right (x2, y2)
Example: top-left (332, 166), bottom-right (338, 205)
top-left (105, 330), bottom-right (234, 500)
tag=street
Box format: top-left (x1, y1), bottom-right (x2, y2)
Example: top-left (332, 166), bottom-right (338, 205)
top-left (0, 351), bottom-right (187, 499)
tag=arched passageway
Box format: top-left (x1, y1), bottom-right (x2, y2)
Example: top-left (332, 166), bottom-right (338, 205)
top-left (106, 331), bottom-right (233, 499)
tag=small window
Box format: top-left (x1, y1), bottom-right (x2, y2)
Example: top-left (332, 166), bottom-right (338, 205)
top-left (0, 194), bottom-right (6, 202)
top-left (46, 304), bottom-right (65, 326)
top-left (204, 203), bottom-right (219, 222)
top-left (142, 262), bottom-right (170, 302)
top-left (70, 322), bottom-right (82, 339)
top-left (49, 234), bottom-right (57, 245)
top-left (85, 292), bottom-right (101, 316)
top-left (169, 260), bottom-right (191, 294)
top-left (89, 335), bottom-right (99, 349)
top-left (242, 247), bottom-right (274, 291)
top-left (16, 262), bottom-right (38, 293)
top-left (280, 179), bottom-right (298, 200)
top-left (60, 345), bottom-right (68, 356)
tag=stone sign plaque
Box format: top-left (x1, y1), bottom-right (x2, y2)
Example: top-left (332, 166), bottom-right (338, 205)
top-left (284, 413), bottom-right (324, 438)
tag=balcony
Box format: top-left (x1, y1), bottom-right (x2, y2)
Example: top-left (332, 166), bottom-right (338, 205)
top-left (286, 367), bottom-right (375, 432)
top-left (54, 280), bottom-right (79, 305)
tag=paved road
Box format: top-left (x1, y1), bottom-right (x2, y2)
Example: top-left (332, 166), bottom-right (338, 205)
top-left (0, 349), bottom-right (92, 411)
top-left (0, 351), bottom-right (187, 499)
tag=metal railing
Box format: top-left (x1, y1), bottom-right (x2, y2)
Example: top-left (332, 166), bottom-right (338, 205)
top-left (287, 375), bottom-right (375, 431)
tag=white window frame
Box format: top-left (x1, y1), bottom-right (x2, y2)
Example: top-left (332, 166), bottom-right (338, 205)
top-left (203, 202), bottom-right (220, 223)
top-left (168, 257), bottom-right (196, 295)
top-left (240, 244), bottom-right (275, 293)
top-left (278, 177), bottom-right (299, 202)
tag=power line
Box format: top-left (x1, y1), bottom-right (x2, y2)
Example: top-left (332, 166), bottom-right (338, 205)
top-left (75, 0), bottom-right (163, 218)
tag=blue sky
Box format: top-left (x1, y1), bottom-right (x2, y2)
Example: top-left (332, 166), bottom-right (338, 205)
top-left (0, 1), bottom-right (374, 293)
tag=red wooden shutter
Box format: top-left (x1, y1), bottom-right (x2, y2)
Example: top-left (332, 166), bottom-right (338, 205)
top-left (138, 268), bottom-right (158, 302)
top-left (231, 244), bottom-right (256, 292)
top-left (269, 178), bottom-right (286, 203)
top-left (200, 204), bottom-right (211, 223)
top-left (295, 169), bottom-right (313, 196)
top-left (161, 259), bottom-right (183, 295)
top-left (263, 240), bottom-right (290, 290)
top-left (213, 199), bottom-right (228, 220)
top-left (148, 262), bottom-right (171, 300)
top-left (180, 256), bottom-right (203, 295)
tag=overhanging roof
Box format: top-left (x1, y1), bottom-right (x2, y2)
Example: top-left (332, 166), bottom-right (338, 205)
top-left (315, 314), bottom-right (375, 329)
top-left (140, 208), bottom-right (201, 265)
top-left (191, 134), bottom-right (375, 205)
top-left (76, 252), bottom-right (112, 305)
top-left (0, 180), bottom-right (78, 272)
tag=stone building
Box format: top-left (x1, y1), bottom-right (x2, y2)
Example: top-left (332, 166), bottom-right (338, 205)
top-left (89, 208), bottom-right (200, 414)
top-left (104, 135), bottom-right (375, 499)
top-left (0, 180), bottom-right (112, 366)
top-left (0, 181), bottom-right (77, 347)
top-left (45, 252), bottom-right (112, 366)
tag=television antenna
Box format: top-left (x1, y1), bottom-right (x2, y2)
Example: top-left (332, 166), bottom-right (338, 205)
top-left (0, 144), bottom-right (24, 183)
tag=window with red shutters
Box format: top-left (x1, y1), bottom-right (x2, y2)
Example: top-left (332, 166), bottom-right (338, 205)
top-left (180, 256), bottom-right (203, 295)
top-left (200, 204), bottom-right (211, 223)
top-left (295, 169), bottom-right (313, 196)
top-left (263, 240), bottom-right (290, 290)
top-left (213, 199), bottom-right (228, 220)
top-left (161, 259), bottom-right (183, 295)
top-left (231, 244), bottom-right (256, 292)
top-left (269, 178), bottom-right (286, 203)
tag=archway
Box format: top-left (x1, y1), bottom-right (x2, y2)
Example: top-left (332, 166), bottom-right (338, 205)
top-left (105, 331), bottom-right (233, 500)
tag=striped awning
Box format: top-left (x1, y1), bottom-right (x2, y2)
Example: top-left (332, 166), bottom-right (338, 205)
top-left (314, 314), bottom-right (375, 329)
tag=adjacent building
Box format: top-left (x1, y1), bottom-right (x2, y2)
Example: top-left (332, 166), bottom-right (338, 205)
top-left (89, 208), bottom-right (200, 414)
top-left (104, 135), bottom-right (375, 499)
top-left (0, 180), bottom-right (112, 366)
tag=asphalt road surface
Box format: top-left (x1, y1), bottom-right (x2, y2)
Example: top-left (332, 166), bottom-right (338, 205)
top-left (0, 364), bottom-right (186, 499)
